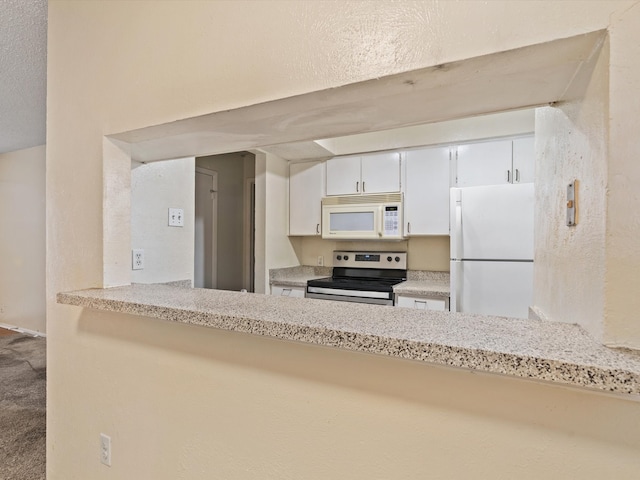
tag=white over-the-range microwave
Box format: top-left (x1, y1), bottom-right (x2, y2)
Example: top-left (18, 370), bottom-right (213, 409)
top-left (321, 193), bottom-right (403, 240)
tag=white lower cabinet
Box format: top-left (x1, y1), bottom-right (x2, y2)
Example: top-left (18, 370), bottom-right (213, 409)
top-left (271, 285), bottom-right (306, 298)
top-left (396, 295), bottom-right (449, 311)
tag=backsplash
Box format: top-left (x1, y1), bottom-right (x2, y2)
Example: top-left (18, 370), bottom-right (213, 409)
top-left (292, 236), bottom-right (450, 271)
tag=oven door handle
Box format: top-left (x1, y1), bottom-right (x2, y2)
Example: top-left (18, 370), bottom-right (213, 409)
top-left (306, 286), bottom-right (391, 300)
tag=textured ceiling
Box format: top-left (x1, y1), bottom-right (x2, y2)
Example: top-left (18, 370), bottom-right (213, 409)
top-left (0, 0), bottom-right (47, 154)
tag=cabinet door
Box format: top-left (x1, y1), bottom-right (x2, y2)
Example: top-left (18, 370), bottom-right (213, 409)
top-left (396, 295), bottom-right (448, 311)
top-left (271, 285), bottom-right (306, 298)
top-left (455, 139), bottom-right (512, 187)
top-left (361, 152), bottom-right (401, 194)
top-left (512, 136), bottom-right (535, 184)
top-left (289, 161), bottom-right (324, 235)
top-left (404, 147), bottom-right (450, 235)
top-left (326, 156), bottom-right (361, 195)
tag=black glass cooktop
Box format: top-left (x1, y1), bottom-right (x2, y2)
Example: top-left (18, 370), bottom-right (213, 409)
top-left (307, 267), bottom-right (406, 293)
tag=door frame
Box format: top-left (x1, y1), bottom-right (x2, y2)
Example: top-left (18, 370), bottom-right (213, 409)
top-left (243, 177), bottom-right (255, 292)
top-left (195, 166), bottom-right (218, 288)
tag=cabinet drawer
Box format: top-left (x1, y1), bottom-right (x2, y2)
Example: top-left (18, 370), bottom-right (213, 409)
top-left (271, 285), bottom-right (306, 298)
top-left (396, 295), bottom-right (448, 311)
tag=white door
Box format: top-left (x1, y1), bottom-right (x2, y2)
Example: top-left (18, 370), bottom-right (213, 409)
top-left (360, 151), bottom-right (401, 194)
top-left (452, 183), bottom-right (534, 260)
top-left (512, 136), bottom-right (535, 184)
top-left (289, 161), bottom-right (324, 235)
top-left (404, 146), bottom-right (450, 235)
top-left (453, 260), bottom-right (533, 319)
top-left (194, 168), bottom-right (218, 288)
top-left (326, 155), bottom-right (361, 195)
top-left (455, 139), bottom-right (513, 187)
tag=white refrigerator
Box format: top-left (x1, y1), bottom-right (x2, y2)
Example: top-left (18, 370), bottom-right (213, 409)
top-left (450, 183), bottom-right (534, 319)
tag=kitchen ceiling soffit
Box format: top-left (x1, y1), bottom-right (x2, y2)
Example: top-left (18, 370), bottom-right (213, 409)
top-left (108, 30), bottom-right (606, 163)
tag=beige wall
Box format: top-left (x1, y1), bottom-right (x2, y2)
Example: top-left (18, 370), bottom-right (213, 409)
top-left (605, 4), bottom-right (640, 348)
top-left (0, 145), bottom-right (46, 333)
top-left (297, 236), bottom-right (450, 272)
top-left (131, 157), bottom-right (195, 285)
top-left (47, 1), bottom-right (640, 479)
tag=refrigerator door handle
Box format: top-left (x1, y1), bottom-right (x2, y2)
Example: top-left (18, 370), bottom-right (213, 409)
top-left (454, 197), bottom-right (463, 260)
top-left (450, 260), bottom-right (462, 313)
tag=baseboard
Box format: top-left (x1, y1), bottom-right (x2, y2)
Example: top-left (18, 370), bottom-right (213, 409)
top-left (0, 322), bottom-right (46, 338)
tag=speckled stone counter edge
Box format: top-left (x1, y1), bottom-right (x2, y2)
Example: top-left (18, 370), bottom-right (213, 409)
top-left (57, 286), bottom-right (640, 397)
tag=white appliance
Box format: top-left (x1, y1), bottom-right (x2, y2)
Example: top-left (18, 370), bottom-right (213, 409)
top-left (450, 183), bottom-right (534, 319)
top-left (321, 193), bottom-right (403, 240)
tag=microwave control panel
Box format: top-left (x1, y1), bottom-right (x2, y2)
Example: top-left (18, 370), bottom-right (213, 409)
top-left (384, 205), bottom-right (400, 236)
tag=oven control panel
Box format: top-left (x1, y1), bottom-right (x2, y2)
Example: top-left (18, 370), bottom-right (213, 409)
top-left (333, 251), bottom-right (407, 269)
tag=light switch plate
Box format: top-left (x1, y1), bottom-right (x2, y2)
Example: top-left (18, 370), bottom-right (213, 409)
top-left (168, 208), bottom-right (184, 227)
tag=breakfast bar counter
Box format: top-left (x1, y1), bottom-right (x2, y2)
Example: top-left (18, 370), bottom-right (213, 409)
top-left (57, 283), bottom-right (640, 397)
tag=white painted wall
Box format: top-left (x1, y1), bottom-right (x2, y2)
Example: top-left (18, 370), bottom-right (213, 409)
top-left (317, 108), bottom-right (535, 155)
top-left (131, 157), bottom-right (195, 284)
top-left (0, 145), bottom-right (45, 333)
top-left (254, 150), bottom-right (299, 293)
top-left (533, 36), bottom-right (608, 336)
top-left (46, 1), bottom-right (640, 479)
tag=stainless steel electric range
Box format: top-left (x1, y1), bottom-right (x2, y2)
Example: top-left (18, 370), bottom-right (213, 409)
top-left (306, 251), bottom-right (407, 305)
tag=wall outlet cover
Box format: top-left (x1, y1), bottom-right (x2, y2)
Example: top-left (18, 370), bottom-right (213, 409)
top-left (132, 249), bottom-right (144, 270)
top-left (100, 433), bottom-right (111, 467)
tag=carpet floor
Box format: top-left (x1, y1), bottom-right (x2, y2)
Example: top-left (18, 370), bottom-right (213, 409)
top-left (0, 332), bottom-right (46, 480)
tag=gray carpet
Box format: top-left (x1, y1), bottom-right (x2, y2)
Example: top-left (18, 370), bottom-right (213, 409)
top-left (0, 334), bottom-right (46, 480)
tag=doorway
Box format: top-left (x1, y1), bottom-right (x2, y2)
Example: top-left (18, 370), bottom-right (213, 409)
top-left (194, 167), bottom-right (218, 288)
top-left (195, 153), bottom-right (255, 291)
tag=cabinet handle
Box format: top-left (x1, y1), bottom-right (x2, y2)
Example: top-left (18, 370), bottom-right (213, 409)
top-left (316, 223), bottom-right (320, 234)
top-left (281, 288), bottom-right (292, 296)
top-left (506, 170), bottom-right (511, 183)
top-left (407, 222), bottom-right (411, 234)
top-left (414, 300), bottom-right (427, 310)
top-left (356, 181), bottom-right (359, 192)
top-left (362, 181), bottom-right (365, 192)
top-left (515, 169), bottom-right (520, 183)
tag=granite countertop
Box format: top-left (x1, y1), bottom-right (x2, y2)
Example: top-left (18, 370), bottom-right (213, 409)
top-left (393, 271), bottom-right (450, 298)
top-left (57, 284), bottom-right (640, 397)
top-left (269, 266), bottom-right (331, 287)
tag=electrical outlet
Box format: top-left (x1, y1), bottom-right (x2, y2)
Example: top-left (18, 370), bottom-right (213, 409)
top-left (168, 207), bottom-right (184, 227)
top-left (100, 433), bottom-right (111, 466)
top-left (317, 255), bottom-right (324, 266)
top-left (132, 249), bottom-right (144, 270)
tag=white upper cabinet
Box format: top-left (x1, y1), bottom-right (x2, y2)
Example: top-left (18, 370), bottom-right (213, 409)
top-left (326, 152), bottom-right (401, 195)
top-left (360, 152), bottom-right (402, 194)
top-left (512, 136), bottom-right (535, 184)
top-left (454, 136), bottom-right (534, 187)
top-left (455, 139), bottom-right (513, 187)
top-left (403, 146), bottom-right (451, 235)
top-left (325, 155), bottom-right (361, 195)
top-left (289, 161), bottom-right (324, 236)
